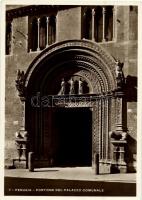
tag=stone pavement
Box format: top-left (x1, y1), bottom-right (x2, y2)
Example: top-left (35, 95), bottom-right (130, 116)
top-left (5, 167), bottom-right (136, 183)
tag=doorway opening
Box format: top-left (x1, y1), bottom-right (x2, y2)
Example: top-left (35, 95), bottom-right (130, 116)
top-left (54, 107), bottom-right (92, 167)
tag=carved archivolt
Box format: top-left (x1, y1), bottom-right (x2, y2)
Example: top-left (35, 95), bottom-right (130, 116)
top-left (57, 68), bottom-right (102, 95)
top-left (74, 70), bottom-right (99, 93)
top-left (25, 40), bottom-right (117, 92)
top-left (58, 75), bottom-right (91, 95)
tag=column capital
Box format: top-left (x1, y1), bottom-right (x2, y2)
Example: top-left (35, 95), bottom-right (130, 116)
top-left (112, 6), bottom-right (116, 12)
top-left (37, 18), bottom-right (40, 23)
top-left (92, 8), bottom-right (95, 16)
top-left (46, 16), bottom-right (49, 23)
top-left (102, 6), bottom-right (106, 13)
top-left (102, 6), bottom-right (106, 42)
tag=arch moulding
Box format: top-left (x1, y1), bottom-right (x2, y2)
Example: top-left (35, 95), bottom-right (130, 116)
top-left (24, 39), bottom-right (117, 93)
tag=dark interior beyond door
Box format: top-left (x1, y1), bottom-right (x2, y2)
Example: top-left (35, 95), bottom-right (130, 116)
top-left (54, 107), bottom-right (92, 167)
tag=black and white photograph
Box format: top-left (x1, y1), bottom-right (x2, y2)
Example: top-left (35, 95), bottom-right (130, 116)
top-left (1, 0), bottom-right (141, 198)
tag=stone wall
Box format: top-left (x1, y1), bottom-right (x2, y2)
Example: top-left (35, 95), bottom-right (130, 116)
top-left (5, 15), bottom-right (39, 165)
top-left (101, 6), bottom-right (137, 171)
top-left (5, 5), bottom-right (137, 171)
top-left (57, 7), bottom-right (81, 41)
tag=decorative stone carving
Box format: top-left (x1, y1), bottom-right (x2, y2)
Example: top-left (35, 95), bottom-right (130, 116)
top-left (14, 69), bottom-right (29, 168)
top-left (110, 139), bottom-right (127, 173)
top-left (75, 70), bottom-right (99, 93)
top-left (71, 56), bottom-right (111, 91)
top-left (69, 78), bottom-right (75, 95)
top-left (110, 130), bottom-right (127, 173)
top-left (25, 40), bottom-right (116, 91)
top-left (110, 63), bottom-right (127, 173)
top-left (78, 78), bottom-right (83, 94)
top-left (121, 131), bottom-right (127, 140)
top-left (16, 40), bottom-right (129, 173)
top-left (59, 76), bottom-right (90, 95)
top-left (15, 131), bottom-right (28, 162)
top-left (15, 69), bottom-right (26, 98)
top-left (110, 131), bottom-right (127, 141)
top-left (115, 60), bottom-right (125, 90)
top-left (60, 78), bottom-right (66, 95)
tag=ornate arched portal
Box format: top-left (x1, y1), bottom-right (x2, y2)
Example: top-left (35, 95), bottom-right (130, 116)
top-left (15, 40), bottom-right (128, 173)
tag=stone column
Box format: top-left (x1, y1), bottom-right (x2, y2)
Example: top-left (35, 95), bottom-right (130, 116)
top-left (112, 6), bottom-right (116, 41)
top-left (98, 98), bottom-right (103, 173)
top-left (110, 60), bottom-right (127, 173)
top-left (116, 92), bottom-right (126, 132)
top-left (15, 70), bottom-right (28, 168)
top-left (92, 102), bottom-right (100, 174)
top-left (105, 98), bottom-right (109, 160)
top-left (101, 98), bottom-right (104, 161)
top-left (110, 91), bottom-right (127, 173)
top-left (92, 8), bottom-right (95, 41)
top-left (37, 18), bottom-right (40, 51)
top-left (102, 7), bottom-right (106, 42)
top-left (46, 17), bottom-right (49, 48)
top-left (54, 16), bottom-right (57, 42)
top-left (98, 99), bottom-right (102, 160)
top-left (16, 97), bottom-right (28, 163)
top-left (20, 97), bottom-right (26, 131)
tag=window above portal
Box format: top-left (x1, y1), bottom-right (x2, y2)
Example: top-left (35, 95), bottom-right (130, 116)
top-left (82, 6), bottom-right (115, 42)
top-left (6, 20), bottom-right (12, 55)
top-left (28, 14), bottom-right (56, 52)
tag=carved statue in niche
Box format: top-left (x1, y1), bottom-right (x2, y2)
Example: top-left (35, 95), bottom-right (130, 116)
top-left (115, 60), bottom-right (125, 90)
top-left (60, 78), bottom-right (66, 95)
top-left (78, 78), bottom-right (83, 94)
top-left (75, 70), bottom-right (98, 94)
top-left (69, 78), bottom-right (75, 95)
top-left (15, 69), bottom-right (25, 97)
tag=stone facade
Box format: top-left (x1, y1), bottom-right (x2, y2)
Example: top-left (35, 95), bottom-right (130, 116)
top-left (5, 5), bottom-right (137, 173)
